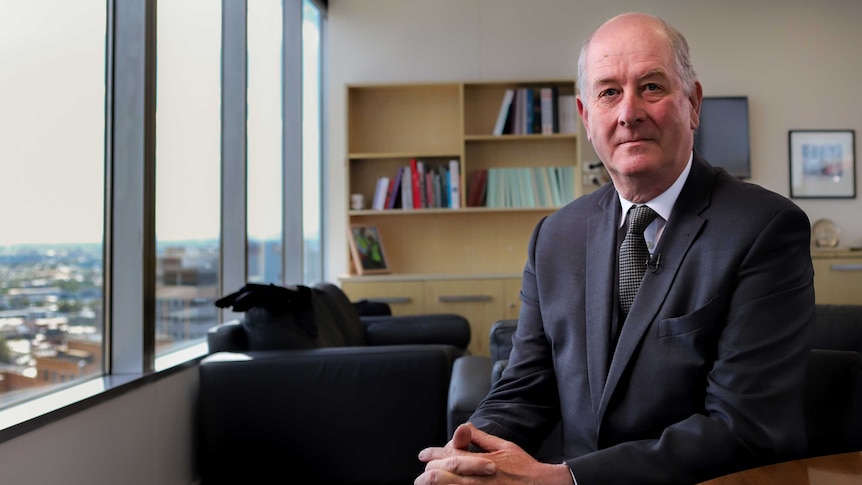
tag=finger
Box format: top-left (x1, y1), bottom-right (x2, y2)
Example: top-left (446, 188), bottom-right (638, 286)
top-left (417, 446), bottom-right (446, 463)
top-left (451, 422), bottom-right (474, 450)
top-left (465, 425), bottom-right (511, 453)
top-left (424, 455), bottom-right (496, 476)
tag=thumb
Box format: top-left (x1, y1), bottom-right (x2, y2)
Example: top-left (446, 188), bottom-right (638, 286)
top-left (467, 424), bottom-right (511, 452)
top-left (450, 422), bottom-right (473, 450)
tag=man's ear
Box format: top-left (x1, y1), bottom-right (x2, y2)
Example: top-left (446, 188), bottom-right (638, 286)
top-left (577, 95), bottom-right (590, 140)
top-left (689, 81), bottom-right (703, 131)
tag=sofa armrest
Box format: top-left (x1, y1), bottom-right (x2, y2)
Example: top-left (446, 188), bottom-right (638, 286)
top-left (206, 319), bottom-right (247, 352)
top-left (198, 345), bottom-right (455, 484)
top-left (361, 313), bottom-right (471, 351)
top-left (446, 355), bottom-right (493, 438)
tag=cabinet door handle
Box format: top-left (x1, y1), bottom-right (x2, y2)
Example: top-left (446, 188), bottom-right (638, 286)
top-left (830, 264), bottom-right (862, 271)
top-left (438, 295), bottom-right (493, 303)
top-left (369, 297), bottom-right (412, 304)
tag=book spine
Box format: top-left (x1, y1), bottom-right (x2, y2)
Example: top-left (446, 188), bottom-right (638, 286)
top-left (531, 88), bottom-right (542, 135)
top-left (467, 170), bottom-right (483, 207)
top-left (387, 167), bottom-right (403, 209)
top-left (438, 165), bottom-right (449, 208)
top-left (372, 177), bottom-right (389, 210)
top-left (493, 89), bottom-right (515, 136)
top-left (382, 176), bottom-right (396, 209)
top-left (411, 159), bottom-right (422, 209)
top-left (434, 172), bottom-right (442, 208)
top-left (558, 94), bottom-right (576, 134)
top-left (401, 164), bottom-right (413, 210)
top-left (551, 86), bottom-right (559, 134)
top-left (540, 87), bottom-right (554, 135)
top-left (448, 159), bottom-right (461, 209)
top-left (425, 170), bottom-right (434, 208)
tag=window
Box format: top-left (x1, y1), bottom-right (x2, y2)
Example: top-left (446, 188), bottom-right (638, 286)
top-left (155, 0), bottom-right (222, 355)
top-left (0, 0), bottom-right (327, 431)
top-left (247, 0), bottom-right (284, 285)
top-left (0, 0), bottom-right (107, 409)
top-left (302, 0), bottom-right (324, 284)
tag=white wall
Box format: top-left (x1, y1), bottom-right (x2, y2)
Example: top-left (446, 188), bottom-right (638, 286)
top-left (0, 368), bottom-right (199, 485)
top-left (325, 0), bottom-right (862, 282)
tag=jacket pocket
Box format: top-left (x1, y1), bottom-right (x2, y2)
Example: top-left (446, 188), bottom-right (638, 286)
top-left (658, 294), bottom-right (722, 338)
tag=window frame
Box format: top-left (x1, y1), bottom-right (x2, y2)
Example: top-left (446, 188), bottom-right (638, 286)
top-left (0, 0), bottom-right (327, 444)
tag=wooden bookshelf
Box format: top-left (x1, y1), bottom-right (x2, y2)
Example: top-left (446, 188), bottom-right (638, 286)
top-left (342, 80), bottom-right (581, 355)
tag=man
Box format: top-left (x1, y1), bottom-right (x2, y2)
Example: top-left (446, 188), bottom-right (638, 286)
top-left (415, 12), bottom-right (814, 485)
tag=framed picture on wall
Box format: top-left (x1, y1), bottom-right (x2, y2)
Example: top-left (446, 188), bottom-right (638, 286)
top-left (789, 130), bottom-right (856, 198)
top-left (347, 224), bottom-right (390, 275)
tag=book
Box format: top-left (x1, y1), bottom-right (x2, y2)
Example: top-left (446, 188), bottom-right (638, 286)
top-left (557, 94), bottom-right (577, 134)
top-left (386, 167), bottom-right (404, 209)
top-left (524, 88), bottom-right (534, 134)
top-left (540, 87), bottom-right (555, 135)
top-left (513, 88), bottom-right (526, 135)
top-left (467, 169), bottom-right (487, 207)
top-left (493, 89), bottom-right (515, 136)
top-left (372, 177), bottom-right (389, 210)
top-left (382, 176), bottom-right (397, 209)
top-left (545, 167), bottom-right (563, 207)
top-left (437, 164), bottom-right (449, 207)
top-left (432, 171), bottom-right (442, 208)
top-left (401, 164), bottom-right (413, 210)
top-left (486, 169), bottom-right (498, 208)
top-left (531, 88), bottom-right (542, 134)
top-left (425, 170), bottom-right (435, 208)
top-left (411, 159), bottom-right (422, 209)
top-left (448, 159), bottom-right (461, 208)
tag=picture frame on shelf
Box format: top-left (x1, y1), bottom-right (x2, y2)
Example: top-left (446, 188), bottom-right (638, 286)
top-left (789, 129), bottom-right (856, 199)
top-left (347, 224), bottom-right (390, 275)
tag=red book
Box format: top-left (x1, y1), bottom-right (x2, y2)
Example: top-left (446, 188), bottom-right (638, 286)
top-left (411, 159), bottom-right (422, 209)
top-left (383, 176), bottom-right (397, 209)
top-left (467, 169), bottom-right (488, 207)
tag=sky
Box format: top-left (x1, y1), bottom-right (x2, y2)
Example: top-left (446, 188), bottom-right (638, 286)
top-left (0, 0), bottom-right (315, 247)
top-left (0, 1), bottom-right (107, 245)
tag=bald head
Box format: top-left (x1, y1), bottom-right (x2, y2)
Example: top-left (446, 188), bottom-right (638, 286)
top-left (577, 13), bottom-right (697, 101)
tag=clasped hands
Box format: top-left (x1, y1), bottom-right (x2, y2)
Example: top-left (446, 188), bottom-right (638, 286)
top-left (414, 422), bottom-right (572, 485)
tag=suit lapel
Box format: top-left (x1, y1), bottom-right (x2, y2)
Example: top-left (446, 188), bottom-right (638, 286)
top-left (598, 156), bottom-right (714, 421)
top-left (585, 189), bottom-right (620, 417)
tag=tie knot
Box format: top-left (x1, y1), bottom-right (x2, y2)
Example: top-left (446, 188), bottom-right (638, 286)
top-left (627, 205), bottom-right (658, 235)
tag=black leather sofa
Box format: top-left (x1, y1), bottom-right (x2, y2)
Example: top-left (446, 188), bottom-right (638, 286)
top-left (197, 282), bottom-right (471, 485)
top-left (447, 304), bottom-right (862, 461)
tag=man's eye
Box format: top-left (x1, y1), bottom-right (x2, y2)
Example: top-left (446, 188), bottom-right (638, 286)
top-left (644, 83), bottom-right (660, 91)
top-left (599, 88), bottom-right (619, 97)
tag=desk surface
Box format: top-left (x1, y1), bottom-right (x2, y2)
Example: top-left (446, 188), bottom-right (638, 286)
top-left (699, 451), bottom-right (862, 485)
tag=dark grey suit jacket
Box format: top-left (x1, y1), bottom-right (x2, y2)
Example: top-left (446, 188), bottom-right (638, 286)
top-left (471, 154), bottom-right (815, 484)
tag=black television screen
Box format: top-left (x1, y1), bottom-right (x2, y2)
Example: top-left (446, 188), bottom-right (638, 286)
top-left (694, 96), bottom-right (751, 179)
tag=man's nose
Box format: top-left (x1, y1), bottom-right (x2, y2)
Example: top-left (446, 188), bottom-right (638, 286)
top-left (618, 92), bottom-right (645, 127)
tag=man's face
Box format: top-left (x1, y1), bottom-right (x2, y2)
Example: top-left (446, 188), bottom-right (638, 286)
top-left (577, 16), bottom-right (702, 198)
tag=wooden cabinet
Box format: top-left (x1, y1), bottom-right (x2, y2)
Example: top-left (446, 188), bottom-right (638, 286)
top-left (342, 80), bottom-right (580, 355)
top-left (341, 275), bottom-right (523, 357)
top-left (340, 279), bottom-right (425, 316)
top-left (812, 250), bottom-right (862, 305)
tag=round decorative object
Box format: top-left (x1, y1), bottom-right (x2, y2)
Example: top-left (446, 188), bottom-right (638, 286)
top-left (812, 218), bottom-right (841, 248)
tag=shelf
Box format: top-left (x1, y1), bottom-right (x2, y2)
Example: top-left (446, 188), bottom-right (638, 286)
top-left (349, 206), bottom-right (559, 216)
top-left (348, 151), bottom-right (461, 160)
top-left (346, 80), bottom-right (579, 277)
top-left (465, 133), bottom-right (577, 142)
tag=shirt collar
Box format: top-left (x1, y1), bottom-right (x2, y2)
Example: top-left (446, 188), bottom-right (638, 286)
top-left (618, 152), bottom-right (692, 226)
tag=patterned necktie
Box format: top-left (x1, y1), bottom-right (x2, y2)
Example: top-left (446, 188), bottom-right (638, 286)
top-left (619, 205), bottom-right (658, 319)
